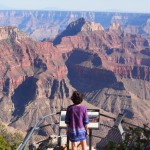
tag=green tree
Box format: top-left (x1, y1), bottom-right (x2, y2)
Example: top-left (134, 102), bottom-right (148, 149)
top-left (10, 141), bottom-right (21, 150)
top-left (109, 124), bottom-right (150, 150)
top-left (9, 132), bottom-right (23, 149)
top-left (0, 122), bottom-right (23, 149)
top-left (0, 135), bottom-right (11, 150)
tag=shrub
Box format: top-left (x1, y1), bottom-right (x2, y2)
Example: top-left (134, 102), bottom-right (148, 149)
top-left (109, 124), bottom-right (150, 150)
top-left (0, 135), bottom-right (11, 150)
top-left (0, 122), bottom-right (24, 149)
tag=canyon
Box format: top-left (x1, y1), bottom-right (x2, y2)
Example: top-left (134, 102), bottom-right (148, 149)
top-left (0, 10), bottom-right (150, 40)
top-left (0, 13), bottom-right (150, 134)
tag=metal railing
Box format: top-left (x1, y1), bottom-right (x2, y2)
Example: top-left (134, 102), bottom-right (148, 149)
top-left (17, 111), bottom-right (148, 150)
top-left (17, 112), bottom-right (61, 150)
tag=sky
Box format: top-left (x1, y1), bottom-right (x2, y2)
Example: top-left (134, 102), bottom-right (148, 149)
top-left (0, 0), bottom-right (150, 13)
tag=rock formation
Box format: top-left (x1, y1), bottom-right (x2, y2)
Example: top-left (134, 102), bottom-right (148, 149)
top-left (0, 18), bottom-right (150, 134)
top-left (0, 10), bottom-right (150, 40)
top-left (53, 18), bottom-right (104, 45)
top-left (0, 26), bottom-right (72, 131)
top-left (55, 18), bottom-right (150, 123)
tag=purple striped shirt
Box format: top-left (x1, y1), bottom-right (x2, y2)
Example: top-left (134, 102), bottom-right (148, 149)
top-left (65, 104), bottom-right (89, 142)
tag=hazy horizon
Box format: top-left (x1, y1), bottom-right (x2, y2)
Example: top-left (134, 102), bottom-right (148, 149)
top-left (0, 0), bottom-right (150, 13)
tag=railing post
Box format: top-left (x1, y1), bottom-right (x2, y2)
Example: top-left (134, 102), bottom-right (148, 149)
top-left (58, 128), bottom-right (61, 146)
top-left (89, 129), bottom-right (92, 150)
top-left (67, 135), bottom-right (69, 150)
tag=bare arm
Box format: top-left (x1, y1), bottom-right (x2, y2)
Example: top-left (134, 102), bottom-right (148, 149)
top-left (84, 124), bottom-right (88, 136)
top-left (66, 124), bottom-right (69, 135)
top-left (83, 108), bottom-right (89, 136)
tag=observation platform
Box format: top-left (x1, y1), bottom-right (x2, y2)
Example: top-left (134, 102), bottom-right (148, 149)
top-left (17, 110), bottom-right (148, 150)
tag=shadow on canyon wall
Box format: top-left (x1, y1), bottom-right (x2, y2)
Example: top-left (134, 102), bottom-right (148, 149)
top-left (66, 49), bottom-right (125, 92)
top-left (11, 76), bottom-right (38, 118)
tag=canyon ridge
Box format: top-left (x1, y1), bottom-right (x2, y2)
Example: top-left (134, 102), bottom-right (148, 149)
top-left (0, 12), bottom-right (150, 134)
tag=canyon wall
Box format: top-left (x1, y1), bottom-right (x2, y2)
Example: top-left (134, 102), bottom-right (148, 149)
top-left (0, 18), bottom-right (150, 132)
top-left (0, 10), bottom-right (150, 40)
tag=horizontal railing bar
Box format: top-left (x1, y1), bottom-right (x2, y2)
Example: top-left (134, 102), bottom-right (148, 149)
top-left (99, 123), bottom-right (113, 128)
top-left (91, 134), bottom-right (104, 139)
top-left (100, 113), bottom-right (115, 120)
top-left (122, 121), bottom-right (145, 129)
top-left (39, 122), bottom-right (59, 129)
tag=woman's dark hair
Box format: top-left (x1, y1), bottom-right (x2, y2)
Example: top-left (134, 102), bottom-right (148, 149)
top-left (71, 91), bottom-right (83, 105)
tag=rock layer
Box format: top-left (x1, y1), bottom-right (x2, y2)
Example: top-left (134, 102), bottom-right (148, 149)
top-left (0, 19), bottom-right (150, 132)
top-left (0, 10), bottom-right (150, 40)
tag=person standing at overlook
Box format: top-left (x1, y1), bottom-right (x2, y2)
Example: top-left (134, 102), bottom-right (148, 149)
top-left (65, 91), bottom-right (89, 150)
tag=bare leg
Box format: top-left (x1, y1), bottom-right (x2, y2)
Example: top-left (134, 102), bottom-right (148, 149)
top-left (71, 142), bottom-right (77, 150)
top-left (80, 140), bottom-right (87, 150)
